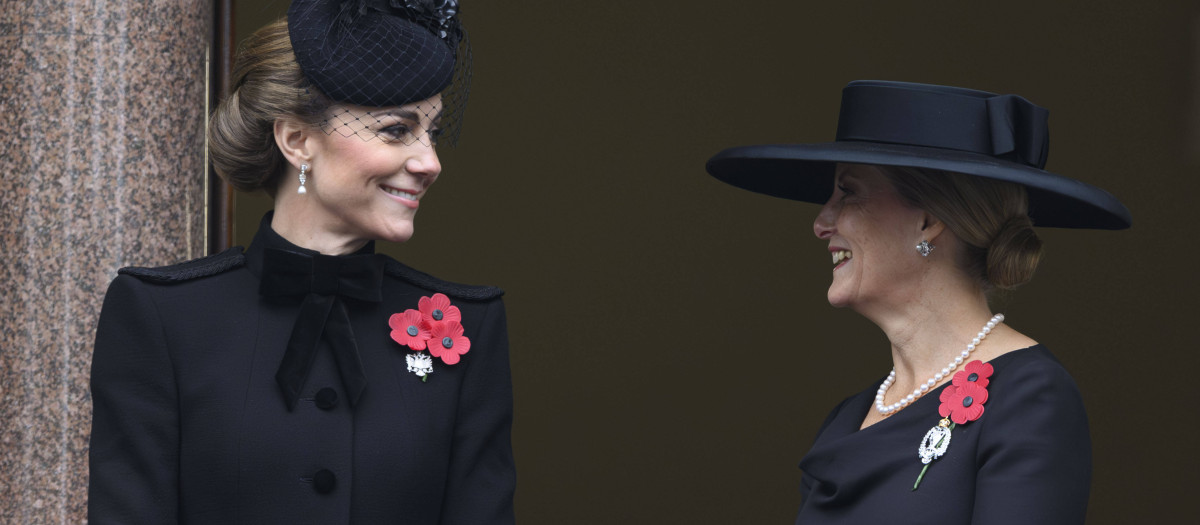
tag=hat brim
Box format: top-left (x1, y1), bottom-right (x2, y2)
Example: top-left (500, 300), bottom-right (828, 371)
top-left (706, 142), bottom-right (1131, 230)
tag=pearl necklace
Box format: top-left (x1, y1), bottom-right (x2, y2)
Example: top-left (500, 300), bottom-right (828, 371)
top-left (875, 313), bottom-right (1005, 416)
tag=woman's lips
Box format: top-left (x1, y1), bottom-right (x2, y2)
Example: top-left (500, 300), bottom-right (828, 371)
top-left (831, 249), bottom-right (852, 270)
top-left (381, 185), bottom-right (420, 209)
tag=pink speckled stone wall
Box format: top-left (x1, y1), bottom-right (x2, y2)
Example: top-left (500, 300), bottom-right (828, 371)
top-left (0, 1), bottom-right (211, 522)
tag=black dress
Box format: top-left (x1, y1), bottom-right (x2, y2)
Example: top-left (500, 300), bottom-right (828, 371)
top-left (796, 345), bottom-right (1090, 524)
top-left (89, 214), bottom-right (515, 524)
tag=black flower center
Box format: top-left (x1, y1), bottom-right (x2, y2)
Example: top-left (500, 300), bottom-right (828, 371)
top-left (407, 325), bottom-right (418, 337)
top-left (432, 309), bottom-right (444, 321)
top-left (968, 373), bottom-right (979, 382)
top-left (442, 337), bottom-right (454, 349)
top-left (962, 396), bottom-right (974, 407)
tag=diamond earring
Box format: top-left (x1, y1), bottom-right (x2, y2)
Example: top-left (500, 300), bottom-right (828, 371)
top-left (916, 240), bottom-right (934, 257)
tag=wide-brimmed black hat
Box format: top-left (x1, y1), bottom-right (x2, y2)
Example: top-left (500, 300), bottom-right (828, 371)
top-left (706, 80), bottom-right (1132, 229)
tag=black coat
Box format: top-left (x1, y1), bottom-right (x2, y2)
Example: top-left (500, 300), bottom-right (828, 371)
top-left (89, 218), bottom-right (515, 524)
top-left (795, 345), bottom-right (1091, 524)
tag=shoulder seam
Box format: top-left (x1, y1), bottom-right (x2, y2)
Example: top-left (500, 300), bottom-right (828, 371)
top-left (383, 259), bottom-right (504, 301)
top-left (118, 247), bottom-right (246, 283)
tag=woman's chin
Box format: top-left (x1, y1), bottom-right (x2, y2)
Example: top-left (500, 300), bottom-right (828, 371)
top-left (374, 221), bottom-right (415, 244)
top-left (827, 298), bottom-right (853, 309)
top-left (826, 288), bottom-right (855, 309)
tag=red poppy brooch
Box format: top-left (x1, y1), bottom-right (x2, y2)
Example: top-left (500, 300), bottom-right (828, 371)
top-left (388, 293), bottom-right (471, 381)
top-left (913, 360), bottom-right (993, 490)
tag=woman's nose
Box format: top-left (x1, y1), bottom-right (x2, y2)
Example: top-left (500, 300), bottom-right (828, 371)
top-left (406, 141), bottom-right (442, 179)
top-left (813, 199), bottom-right (837, 239)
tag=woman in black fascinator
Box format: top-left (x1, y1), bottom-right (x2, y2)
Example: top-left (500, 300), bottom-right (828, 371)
top-left (89, 1), bottom-right (515, 522)
top-left (707, 81), bottom-right (1131, 524)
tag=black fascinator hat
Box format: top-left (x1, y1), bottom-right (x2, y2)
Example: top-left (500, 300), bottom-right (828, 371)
top-left (288, 0), bottom-right (470, 143)
top-left (706, 81), bottom-right (1131, 229)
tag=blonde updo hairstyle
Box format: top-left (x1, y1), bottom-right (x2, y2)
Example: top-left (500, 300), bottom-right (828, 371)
top-left (881, 166), bottom-right (1043, 291)
top-left (209, 19), bottom-right (333, 196)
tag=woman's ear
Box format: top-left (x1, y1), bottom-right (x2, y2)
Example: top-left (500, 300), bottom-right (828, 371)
top-left (920, 211), bottom-right (947, 242)
top-left (274, 117), bottom-right (315, 169)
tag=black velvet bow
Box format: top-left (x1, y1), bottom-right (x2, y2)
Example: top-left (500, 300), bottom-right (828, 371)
top-left (260, 248), bottom-right (386, 411)
top-left (984, 94), bottom-right (1050, 169)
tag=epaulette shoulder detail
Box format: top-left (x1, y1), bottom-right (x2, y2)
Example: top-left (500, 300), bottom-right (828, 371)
top-left (384, 259), bottom-right (504, 301)
top-left (118, 247), bottom-right (246, 283)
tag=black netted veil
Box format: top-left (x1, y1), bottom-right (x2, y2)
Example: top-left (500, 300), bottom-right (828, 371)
top-left (288, 0), bottom-right (470, 146)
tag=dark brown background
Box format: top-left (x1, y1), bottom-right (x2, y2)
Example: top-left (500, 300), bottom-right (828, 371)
top-left (235, 1), bottom-right (1198, 522)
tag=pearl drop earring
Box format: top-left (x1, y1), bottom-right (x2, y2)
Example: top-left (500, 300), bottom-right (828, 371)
top-left (298, 164), bottom-right (309, 195)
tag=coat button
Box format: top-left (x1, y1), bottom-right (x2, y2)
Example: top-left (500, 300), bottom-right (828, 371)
top-left (313, 469), bottom-right (336, 494)
top-left (314, 388), bottom-right (338, 410)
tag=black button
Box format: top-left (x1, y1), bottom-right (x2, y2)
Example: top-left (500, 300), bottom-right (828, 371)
top-left (313, 469), bottom-right (336, 494)
top-left (315, 388), bottom-right (338, 410)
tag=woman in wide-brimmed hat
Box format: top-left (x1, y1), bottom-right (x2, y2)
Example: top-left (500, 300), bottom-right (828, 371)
top-left (89, 1), bottom-right (515, 522)
top-left (707, 80), bottom-right (1130, 524)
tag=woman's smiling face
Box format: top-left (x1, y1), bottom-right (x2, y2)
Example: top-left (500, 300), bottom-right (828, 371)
top-left (300, 94), bottom-right (445, 246)
top-left (812, 163), bottom-right (930, 313)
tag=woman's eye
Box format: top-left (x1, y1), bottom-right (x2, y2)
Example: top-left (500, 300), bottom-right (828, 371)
top-left (379, 124), bottom-right (413, 141)
top-left (837, 184), bottom-right (854, 196)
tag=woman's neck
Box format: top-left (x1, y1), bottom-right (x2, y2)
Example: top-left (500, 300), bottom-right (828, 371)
top-left (883, 299), bottom-right (994, 387)
top-left (863, 270), bottom-right (1022, 400)
top-left (270, 202), bottom-right (369, 255)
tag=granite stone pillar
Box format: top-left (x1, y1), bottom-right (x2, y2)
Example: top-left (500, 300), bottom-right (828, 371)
top-left (0, 1), bottom-right (211, 522)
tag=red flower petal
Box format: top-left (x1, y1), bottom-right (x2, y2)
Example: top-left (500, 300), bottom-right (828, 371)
top-left (953, 360), bottom-right (994, 388)
top-left (938, 385), bottom-right (961, 418)
top-left (428, 320), bottom-right (470, 365)
top-left (939, 384), bottom-right (959, 402)
top-left (969, 360), bottom-right (994, 380)
top-left (419, 293), bottom-right (462, 325)
top-left (963, 403), bottom-right (986, 422)
top-left (960, 382), bottom-right (989, 406)
top-left (389, 309), bottom-right (430, 351)
top-left (946, 382), bottom-right (989, 424)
